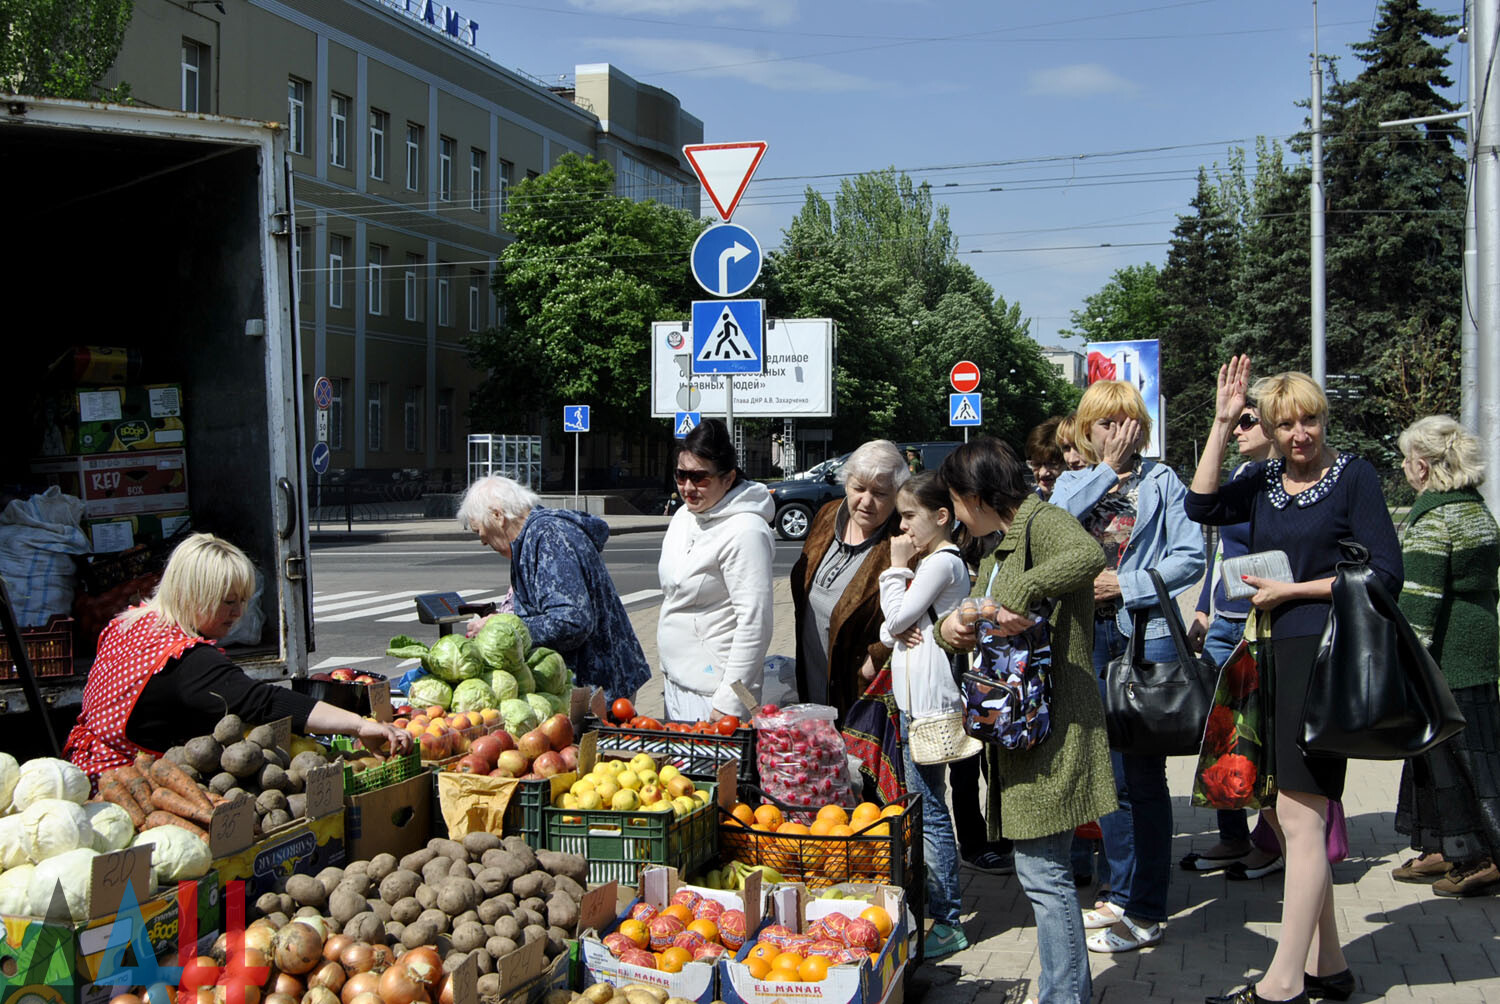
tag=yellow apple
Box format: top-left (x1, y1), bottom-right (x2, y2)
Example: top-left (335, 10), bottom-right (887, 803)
top-left (665, 775), bottom-right (696, 800)
top-left (561, 793), bottom-right (580, 809)
top-left (577, 790), bottom-right (603, 810)
top-left (639, 783), bottom-right (662, 805)
top-left (570, 778), bottom-right (597, 797)
top-left (594, 779), bottom-right (620, 802)
top-left (645, 800), bottom-right (673, 813)
top-left (658, 765), bottom-right (681, 784)
top-left (692, 790), bottom-right (713, 806)
top-left (611, 789), bottom-right (641, 811)
top-left (672, 795), bottom-right (697, 817)
top-left (628, 754), bottom-right (656, 775)
top-left (636, 769), bottom-right (658, 788)
top-left (615, 770), bottom-right (641, 791)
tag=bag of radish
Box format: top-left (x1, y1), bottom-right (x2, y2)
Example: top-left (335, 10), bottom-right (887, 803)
top-left (753, 703), bottom-right (857, 815)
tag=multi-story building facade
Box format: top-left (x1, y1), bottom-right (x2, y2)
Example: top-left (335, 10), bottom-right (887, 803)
top-left (103, 0), bottom-right (701, 480)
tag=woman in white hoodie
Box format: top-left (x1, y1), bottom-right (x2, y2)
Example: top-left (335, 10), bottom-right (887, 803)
top-left (657, 419), bottom-right (776, 721)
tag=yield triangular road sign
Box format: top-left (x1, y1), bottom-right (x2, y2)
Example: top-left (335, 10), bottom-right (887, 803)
top-left (683, 141), bottom-right (767, 221)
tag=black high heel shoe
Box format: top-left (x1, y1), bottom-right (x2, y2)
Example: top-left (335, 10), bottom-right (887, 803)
top-left (1304, 970), bottom-right (1355, 1001)
top-left (1205, 988), bottom-right (1310, 1004)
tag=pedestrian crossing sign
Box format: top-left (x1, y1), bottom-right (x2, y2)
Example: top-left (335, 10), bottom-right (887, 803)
top-left (950, 393), bottom-right (982, 427)
top-left (691, 299), bottom-right (764, 374)
top-left (674, 411), bottom-right (701, 439)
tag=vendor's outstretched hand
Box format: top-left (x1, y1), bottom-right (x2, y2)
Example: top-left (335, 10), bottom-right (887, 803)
top-left (361, 718), bottom-right (413, 754)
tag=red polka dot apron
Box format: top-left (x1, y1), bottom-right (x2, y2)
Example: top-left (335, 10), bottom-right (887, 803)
top-left (64, 610), bottom-right (207, 779)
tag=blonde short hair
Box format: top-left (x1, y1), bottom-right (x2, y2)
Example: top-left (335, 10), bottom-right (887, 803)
top-left (1251, 372), bottom-right (1328, 430)
top-left (1056, 414), bottom-right (1078, 449)
top-left (1075, 381), bottom-right (1152, 465)
top-left (119, 533), bottom-right (255, 636)
top-left (458, 476), bottom-right (540, 532)
top-left (839, 440), bottom-right (910, 493)
top-left (1399, 415), bottom-right (1485, 491)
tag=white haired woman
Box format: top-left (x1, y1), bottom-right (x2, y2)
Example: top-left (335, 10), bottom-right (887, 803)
top-left (459, 476), bottom-right (650, 701)
top-left (65, 533), bottom-right (411, 781)
top-left (1392, 415), bottom-right (1500, 898)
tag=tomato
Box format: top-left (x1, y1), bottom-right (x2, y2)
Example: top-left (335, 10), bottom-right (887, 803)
top-left (636, 717), bottom-right (662, 731)
top-left (611, 698), bottom-right (636, 724)
top-left (716, 715), bottom-right (741, 735)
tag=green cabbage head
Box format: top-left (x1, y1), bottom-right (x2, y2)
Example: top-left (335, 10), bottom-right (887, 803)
top-left (527, 648), bottom-right (570, 696)
top-left (451, 678), bottom-right (495, 714)
top-left (500, 698), bottom-right (539, 735)
top-left (524, 693), bottom-right (554, 723)
top-left (484, 669), bottom-right (518, 703)
top-left (407, 675), bottom-right (453, 711)
top-left (424, 633), bottom-right (483, 683)
top-left (510, 660), bottom-right (536, 696)
top-left (473, 614), bottom-right (530, 673)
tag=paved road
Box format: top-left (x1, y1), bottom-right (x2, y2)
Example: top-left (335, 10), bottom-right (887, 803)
top-left (306, 533), bottom-right (804, 674)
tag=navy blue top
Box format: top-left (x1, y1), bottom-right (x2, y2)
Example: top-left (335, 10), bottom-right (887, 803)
top-left (1184, 453), bottom-right (1403, 639)
top-left (1195, 463), bottom-right (1256, 620)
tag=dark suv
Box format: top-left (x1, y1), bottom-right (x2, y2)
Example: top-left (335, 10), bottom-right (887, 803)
top-left (763, 441), bottom-right (962, 540)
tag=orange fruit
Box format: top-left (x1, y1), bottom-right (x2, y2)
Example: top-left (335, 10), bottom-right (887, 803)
top-left (661, 904), bottom-right (694, 926)
top-left (748, 942), bottom-right (779, 963)
top-left (809, 819), bottom-right (835, 836)
top-left (859, 906), bottom-right (893, 939)
top-left (771, 952), bottom-right (804, 976)
top-left (830, 824), bottom-right (854, 837)
top-left (797, 956), bottom-right (830, 982)
top-left (754, 804), bottom-right (784, 828)
top-left (687, 919), bottom-right (719, 943)
top-left (731, 803), bottom-right (755, 827)
top-left (745, 956), bottom-right (772, 980)
top-left (778, 821), bottom-right (810, 836)
top-left (881, 803), bottom-right (904, 818)
top-left (619, 919), bottom-right (650, 948)
top-left (658, 946), bottom-right (693, 973)
top-left (850, 802), bottom-right (881, 827)
top-left (815, 804), bottom-right (848, 826)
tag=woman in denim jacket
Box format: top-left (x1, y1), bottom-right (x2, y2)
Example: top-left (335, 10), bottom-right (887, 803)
top-left (1049, 379), bottom-right (1205, 954)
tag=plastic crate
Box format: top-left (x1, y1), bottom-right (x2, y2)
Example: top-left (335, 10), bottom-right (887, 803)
top-left (342, 749), bottom-right (424, 796)
top-left (543, 780), bottom-right (719, 886)
top-left (585, 715), bottom-right (757, 783)
top-left (0, 615), bottom-right (74, 680)
top-left (503, 777), bottom-right (551, 847)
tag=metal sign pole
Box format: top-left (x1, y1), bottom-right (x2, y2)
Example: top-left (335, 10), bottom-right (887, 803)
top-left (574, 432), bottom-right (581, 510)
top-left (725, 376), bottom-right (735, 442)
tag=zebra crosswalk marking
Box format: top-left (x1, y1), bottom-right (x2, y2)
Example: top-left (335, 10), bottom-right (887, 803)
top-left (313, 589), bottom-right (421, 613)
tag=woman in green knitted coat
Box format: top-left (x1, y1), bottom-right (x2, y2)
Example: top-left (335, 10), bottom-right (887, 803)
top-left (936, 438), bottom-right (1116, 1004)
top-left (1393, 415), bottom-right (1500, 899)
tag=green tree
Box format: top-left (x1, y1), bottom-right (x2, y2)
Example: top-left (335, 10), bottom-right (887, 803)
top-left (1064, 264), bottom-right (1166, 347)
top-left (466, 153), bottom-right (704, 436)
top-left (0, 0), bottom-right (133, 100)
top-left (1226, 138), bottom-right (1310, 370)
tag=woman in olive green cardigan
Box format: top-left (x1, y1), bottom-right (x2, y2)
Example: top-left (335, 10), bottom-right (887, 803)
top-left (1393, 416), bottom-right (1500, 899)
top-left (936, 439), bottom-right (1117, 1004)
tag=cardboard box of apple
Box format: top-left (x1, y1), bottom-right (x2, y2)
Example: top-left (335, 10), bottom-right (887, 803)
top-left (557, 753), bottom-right (713, 818)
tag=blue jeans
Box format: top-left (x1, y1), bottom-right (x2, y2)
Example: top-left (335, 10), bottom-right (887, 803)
top-left (1201, 616), bottom-right (1251, 844)
top-left (1093, 616), bottom-right (1175, 924)
top-left (1014, 828), bottom-right (1092, 1004)
top-left (899, 713), bottom-right (963, 926)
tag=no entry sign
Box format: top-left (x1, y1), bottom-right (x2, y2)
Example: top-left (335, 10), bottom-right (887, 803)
top-left (950, 360), bottom-right (980, 394)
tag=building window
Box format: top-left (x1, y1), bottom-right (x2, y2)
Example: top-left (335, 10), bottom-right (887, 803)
top-left (288, 78), bottom-right (307, 155)
top-left (439, 137), bottom-right (455, 202)
top-left (181, 40), bottom-right (205, 113)
top-left (405, 123), bottom-right (422, 191)
top-left (404, 387), bottom-right (422, 452)
top-left (329, 377), bottom-right (345, 450)
top-left (367, 244), bottom-right (386, 316)
top-left (526, 169), bottom-right (539, 180)
top-left (369, 108), bottom-right (387, 181)
top-left (437, 267), bottom-right (452, 327)
top-left (498, 159), bottom-right (513, 215)
top-left (367, 382), bottom-right (384, 453)
top-left (437, 388), bottom-right (453, 453)
top-left (293, 226), bottom-right (309, 302)
top-left (470, 149), bottom-right (485, 212)
top-left (404, 253), bottom-right (423, 321)
top-left (328, 234), bottom-right (347, 308)
top-left (468, 272), bottom-right (484, 332)
top-left (329, 93), bottom-right (349, 168)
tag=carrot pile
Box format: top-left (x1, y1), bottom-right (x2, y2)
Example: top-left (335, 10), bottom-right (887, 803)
top-left (95, 753), bottom-right (222, 842)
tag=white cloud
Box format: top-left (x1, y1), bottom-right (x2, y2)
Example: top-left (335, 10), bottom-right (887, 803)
top-left (583, 37), bottom-right (877, 92)
top-left (1026, 63), bottom-right (1138, 99)
top-left (567, 0), bottom-right (800, 27)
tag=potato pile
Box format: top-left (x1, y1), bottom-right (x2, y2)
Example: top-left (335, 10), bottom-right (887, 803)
top-left (250, 834), bottom-right (587, 998)
top-left (162, 714), bottom-right (335, 836)
top-left (557, 983), bottom-right (716, 1004)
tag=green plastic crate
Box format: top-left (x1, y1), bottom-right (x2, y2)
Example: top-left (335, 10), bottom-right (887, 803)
top-left (542, 781), bottom-right (719, 886)
top-left (503, 777), bottom-right (551, 847)
top-left (335, 744), bottom-right (424, 796)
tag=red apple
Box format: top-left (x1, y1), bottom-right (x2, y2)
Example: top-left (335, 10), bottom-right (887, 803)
top-left (331, 668), bottom-right (356, 682)
top-left (454, 754), bottom-right (490, 774)
top-left (496, 750), bottom-right (529, 776)
top-left (492, 730), bottom-right (516, 753)
top-left (488, 767), bottom-right (515, 778)
top-left (470, 734), bottom-right (504, 768)
top-left (533, 751), bottom-right (564, 778)
top-left (539, 714), bottom-right (574, 751)
top-left (558, 745), bottom-right (579, 771)
top-left (355, 675), bottom-right (378, 685)
top-left (517, 729), bottom-right (551, 761)
top-left (520, 772), bottom-right (541, 781)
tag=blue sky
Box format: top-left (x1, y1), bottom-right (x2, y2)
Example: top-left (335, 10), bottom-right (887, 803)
top-left (467, 0), bottom-right (1468, 347)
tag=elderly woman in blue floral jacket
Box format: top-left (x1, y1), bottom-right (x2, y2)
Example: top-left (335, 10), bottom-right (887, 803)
top-left (458, 476), bottom-right (650, 701)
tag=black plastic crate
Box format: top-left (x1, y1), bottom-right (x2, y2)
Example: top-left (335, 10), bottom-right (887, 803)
top-left (584, 715), bottom-right (757, 783)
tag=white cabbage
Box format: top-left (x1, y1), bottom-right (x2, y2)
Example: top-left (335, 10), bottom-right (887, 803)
top-left (20, 799), bottom-right (93, 863)
top-left (12, 759), bottom-right (88, 811)
top-left (0, 816), bottom-right (27, 870)
top-left (0, 864), bottom-right (35, 915)
top-left (27, 847), bottom-right (98, 921)
top-left (132, 826), bottom-right (210, 884)
top-left (83, 802), bottom-right (136, 853)
top-left (0, 753), bottom-right (20, 814)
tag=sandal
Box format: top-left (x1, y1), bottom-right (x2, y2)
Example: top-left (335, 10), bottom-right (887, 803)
top-left (1082, 903), bottom-right (1123, 929)
top-left (1086, 915), bottom-right (1163, 953)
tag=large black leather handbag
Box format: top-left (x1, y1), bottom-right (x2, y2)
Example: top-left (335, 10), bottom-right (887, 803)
top-left (1299, 540), bottom-right (1466, 759)
top-left (1103, 569), bottom-right (1218, 756)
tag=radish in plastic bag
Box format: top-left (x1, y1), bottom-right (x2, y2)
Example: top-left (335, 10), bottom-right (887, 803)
top-left (752, 703), bottom-right (857, 814)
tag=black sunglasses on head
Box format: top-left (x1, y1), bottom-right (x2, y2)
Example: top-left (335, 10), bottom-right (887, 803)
top-left (1237, 414), bottom-right (1260, 431)
top-left (674, 467), bottom-right (720, 485)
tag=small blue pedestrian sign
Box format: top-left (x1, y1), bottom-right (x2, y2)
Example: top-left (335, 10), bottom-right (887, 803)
top-left (311, 441), bottom-right (331, 475)
top-left (563, 405), bottom-right (590, 433)
top-left (949, 393), bottom-right (982, 427)
top-left (674, 411), bottom-right (701, 439)
top-left (691, 299), bottom-right (764, 375)
top-left (690, 223), bottom-right (762, 298)
top-left (313, 376), bottom-right (333, 410)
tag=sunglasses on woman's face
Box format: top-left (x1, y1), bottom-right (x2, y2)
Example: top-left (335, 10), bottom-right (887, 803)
top-left (1237, 414), bottom-right (1259, 431)
top-left (674, 467), bottom-right (719, 485)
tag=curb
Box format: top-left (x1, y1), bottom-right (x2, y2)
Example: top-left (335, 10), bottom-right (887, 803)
top-left (309, 522), bottom-right (670, 546)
